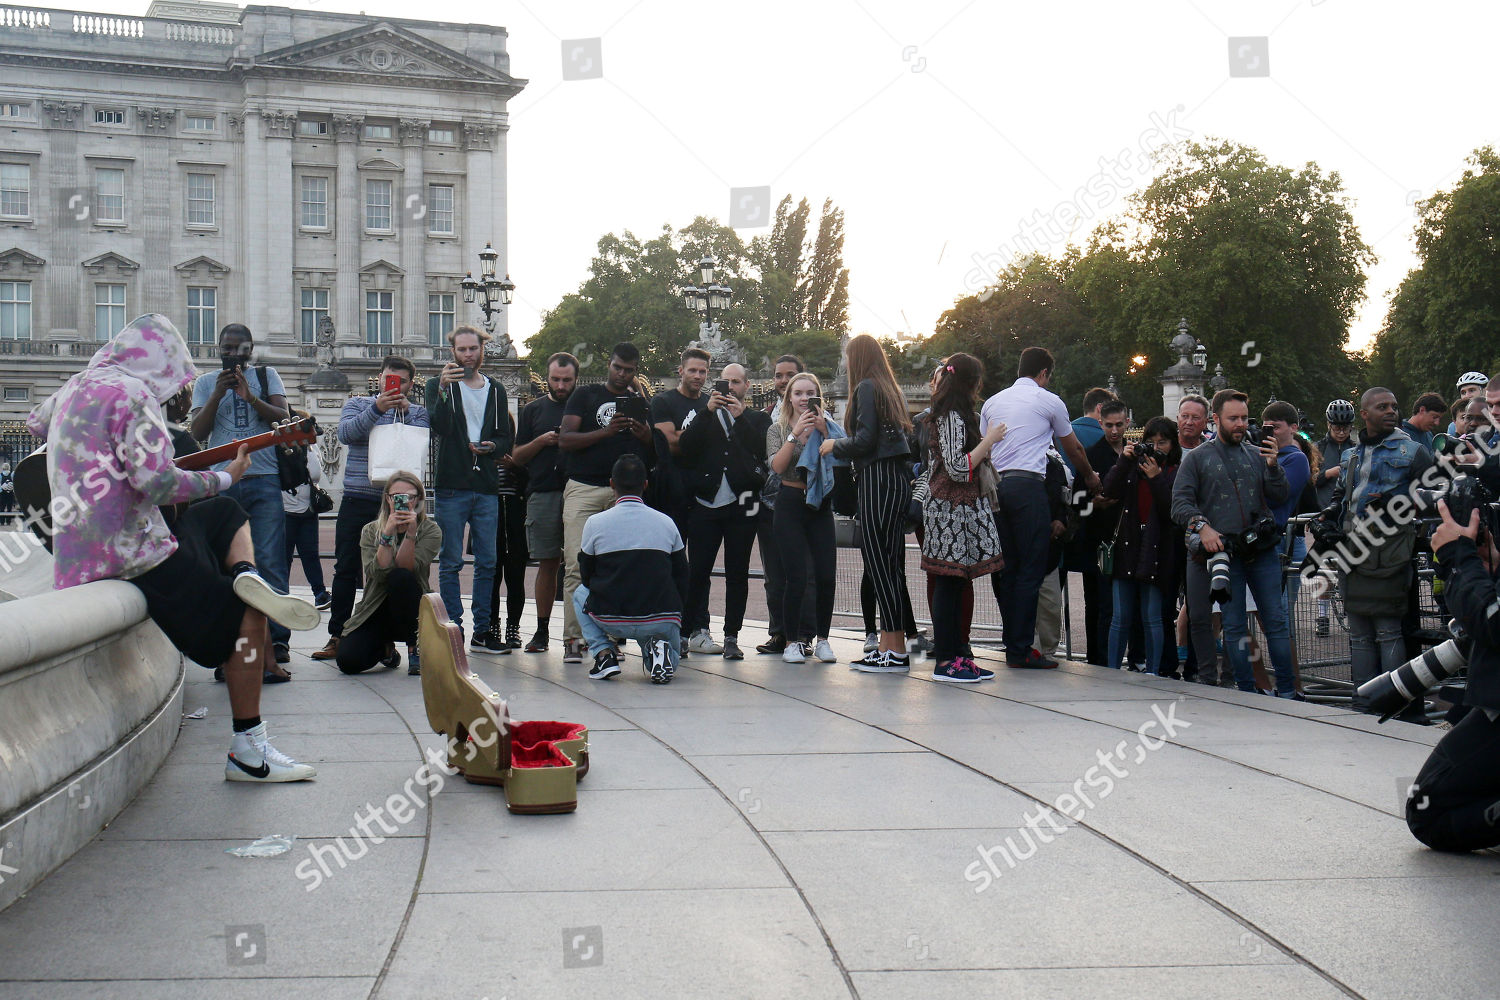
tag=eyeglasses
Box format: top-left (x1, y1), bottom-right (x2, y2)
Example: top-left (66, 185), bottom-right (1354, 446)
top-left (388, 491), bottom-right (419, 501)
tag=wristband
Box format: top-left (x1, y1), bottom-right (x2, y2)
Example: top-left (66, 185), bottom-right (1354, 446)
top-left (379, 534), bottom-right (395, 547)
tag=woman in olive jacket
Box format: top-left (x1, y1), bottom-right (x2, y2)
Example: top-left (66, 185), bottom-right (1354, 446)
top-left (1099, 416), bottom-right (1183, 674)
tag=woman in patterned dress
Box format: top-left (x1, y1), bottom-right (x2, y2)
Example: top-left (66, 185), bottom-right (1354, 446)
top-left (921, 353), bottom-right (1009, 683)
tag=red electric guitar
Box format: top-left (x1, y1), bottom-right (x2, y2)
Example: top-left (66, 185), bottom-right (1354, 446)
top-left (12, 417), bottom-right (317, 550)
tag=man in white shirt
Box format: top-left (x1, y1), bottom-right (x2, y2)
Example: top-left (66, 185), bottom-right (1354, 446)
top-left (980, 347), bottom-right (1100, 667)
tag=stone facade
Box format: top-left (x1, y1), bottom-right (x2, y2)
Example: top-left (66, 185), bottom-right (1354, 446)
top-left (0, 2), bottom-right (525, 423)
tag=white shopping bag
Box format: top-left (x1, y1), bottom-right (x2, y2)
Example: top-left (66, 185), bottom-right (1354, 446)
top-left (367, 417), bottom-right (429, 485)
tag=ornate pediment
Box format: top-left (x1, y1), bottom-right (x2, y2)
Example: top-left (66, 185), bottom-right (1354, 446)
top-left (255, 23), bottom-right (524, 95)
top-left (174, 255), bottom-right (231, 279)
top-left (0, 247), bottom-right (46, 274)
top-left (359, 259), bottom-right (405, 286)
top-left (81, 251), bottom-right (140, 275)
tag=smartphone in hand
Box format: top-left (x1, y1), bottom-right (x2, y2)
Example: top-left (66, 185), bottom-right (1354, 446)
top-left (714, 379), bottom-right (731, 397)
top-left (383, 373), bottom-right (402, 396)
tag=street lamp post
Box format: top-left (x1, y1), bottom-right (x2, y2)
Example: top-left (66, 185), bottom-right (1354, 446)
top-left (680, 254), bottom-right (733, 339)
top-left (459, 241), bottom-right (516, 334)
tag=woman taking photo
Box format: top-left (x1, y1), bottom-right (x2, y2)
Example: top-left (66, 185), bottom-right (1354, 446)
top-left (920, 353), bottom-right (1007, 682)
top-left (1099, 416), bottom-right (1183, 674)
top-left (822, 334), bottom-right (915, 673)
top-left (768, 372), bottom-right (843, 665)
top-left (337, 470), bottom-right (442, 676)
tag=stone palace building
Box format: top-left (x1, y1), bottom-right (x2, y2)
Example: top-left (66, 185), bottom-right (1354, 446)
top-left (0, 1), bottom-right (526, 430)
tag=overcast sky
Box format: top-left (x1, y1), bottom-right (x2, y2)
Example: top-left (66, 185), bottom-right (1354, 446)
top-left (95, 0), bottom-right (1500, 363)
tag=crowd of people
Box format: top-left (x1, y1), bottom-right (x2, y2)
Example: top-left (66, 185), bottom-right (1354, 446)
top-left (20, 313), bottom-right (1500, 834)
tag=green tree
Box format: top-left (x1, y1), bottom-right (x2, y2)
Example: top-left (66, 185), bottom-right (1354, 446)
top-left (1372, 146), bottom-right (1500, 402)
top-left (750, 196), bottom-right (850, 337)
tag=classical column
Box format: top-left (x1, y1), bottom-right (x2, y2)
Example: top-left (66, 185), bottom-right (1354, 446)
top-left (462, 120), bottom-right (502, 339)
top-left (398, 118), bottom-right (428, 346)
top-left (240, 109), bottom-right (271, 340)
top-left (332, 114), bottom-right (364, 351)
top-left (43, 105), bottom-right (84, 338)
top-left (262, 109), bottom-right (297, 348)
top-left (138, 106), bottom-right (176, 320)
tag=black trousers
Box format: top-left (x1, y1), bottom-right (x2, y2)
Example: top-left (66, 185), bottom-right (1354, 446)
top-left (990, 475), bottom-right (1050, 657)
top-left (774, 486), bottom-right (836, 641)
top-left (931, 574), bottom-right (969, 662)
top-left (489, 493), bottom-right (529, 631)
top-left (686, 498), bottom-right (758, 636)
top-left (328, 494), bottom-right (382, 639)
top-left (758, 504), bottom-right (815, 639)
top-left (857, 458), bottom-right (912, 633)
top-left (336, 568), bottom-right (422, 674)
top-left (1408, 705), bottom-right (1500, 851)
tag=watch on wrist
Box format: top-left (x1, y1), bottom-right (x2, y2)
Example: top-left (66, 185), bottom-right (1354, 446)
top-left (787, 434), bottom-right (797, 444)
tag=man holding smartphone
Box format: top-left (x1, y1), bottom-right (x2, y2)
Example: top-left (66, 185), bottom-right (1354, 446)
top-left (312, 356), bottom-right (429, 662)
top-left (190, 323), bottom-right (297, 671)
top-left (511, 352), bottom-right (578, 652)
top-left (557, 342), bottom-right (656, 663)
top-left (424, 325), bottom-right (512, 654)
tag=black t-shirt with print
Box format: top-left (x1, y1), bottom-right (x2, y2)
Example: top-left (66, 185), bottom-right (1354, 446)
top-left (516, 394), bottom-right (568, 494)
top-left (563, 383), bottom-right (655, 488)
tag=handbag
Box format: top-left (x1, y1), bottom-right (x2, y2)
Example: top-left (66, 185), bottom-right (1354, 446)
top-left (831, 465), bottom-right (858, 517)
top-left (256, 365), bottom-right (311, 492)
top-left (368, 412), bottom-right (430, 485)
top-left (906, 466), bottom-right (931, 527)
top-left (311, 485), bottom-right (334, 515)
top-left (1098, 539), bottom-right (1115, 576)
top-left (976, 458), bottom-right (999, 506)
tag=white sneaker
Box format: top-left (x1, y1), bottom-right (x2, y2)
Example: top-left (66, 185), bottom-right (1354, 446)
top-left (649, 639), bottom-right (675, 684)
top-left (863, 632), bottom-right (879, 654)
top-left (814, 639), bottom-right (836, 663)
top-left (232, 569), bottom-right (321, 631)
top-left (225, 723), bottom-right (317, 782)
top-left (782, 641), bottom-right (807, 664)
top-left (687, 629), bottom-right (723, 655)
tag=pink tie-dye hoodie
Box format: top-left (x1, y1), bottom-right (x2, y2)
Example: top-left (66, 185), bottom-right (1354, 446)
top-left (26, 313), bottom-right (223, 588)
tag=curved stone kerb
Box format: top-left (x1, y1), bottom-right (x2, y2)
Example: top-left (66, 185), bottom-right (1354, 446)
top-left (0, 580), bottom-right (149, 675)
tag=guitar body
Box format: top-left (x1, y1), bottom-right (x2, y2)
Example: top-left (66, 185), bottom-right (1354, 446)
top-left (10, 419), bottom-right (316, 552)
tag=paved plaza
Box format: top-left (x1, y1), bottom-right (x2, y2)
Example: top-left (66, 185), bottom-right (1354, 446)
top-left (0, 594), bottom-right (1496, 1000)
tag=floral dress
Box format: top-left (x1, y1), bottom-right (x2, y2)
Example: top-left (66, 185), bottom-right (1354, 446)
top-left (920, 410), bottom-right (1004, 579)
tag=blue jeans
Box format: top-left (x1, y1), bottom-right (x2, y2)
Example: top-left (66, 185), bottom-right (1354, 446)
top-left (225, 475), bottom-right (290, 645)
top-left (435, 489), bottom-right (498, 634)
top-left (572, 585), bottom-right (680, 668)
top-left (1109, 578), bottom-right (1164, 673)
top-left (1222, 549), bottom-right (1296, 694)
top-left (1283, 532), bottom-right (1306, 612)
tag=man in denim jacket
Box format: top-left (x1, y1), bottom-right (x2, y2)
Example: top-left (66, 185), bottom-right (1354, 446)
top-left (1331, 387), bottom-right (1435, 713)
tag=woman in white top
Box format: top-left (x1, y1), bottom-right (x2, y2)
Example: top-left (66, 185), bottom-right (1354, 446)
top-left (282, 427), bottom-right (330, 610)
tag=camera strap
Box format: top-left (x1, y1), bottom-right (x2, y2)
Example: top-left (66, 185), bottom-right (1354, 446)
top-left (1212, 441), bottom-right (1277, 541)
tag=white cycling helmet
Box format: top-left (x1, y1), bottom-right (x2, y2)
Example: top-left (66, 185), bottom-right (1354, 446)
top-left (1324, 399), bottom-right (1356, 425)
top-left (1456, 371), bottom-right (1488, 389)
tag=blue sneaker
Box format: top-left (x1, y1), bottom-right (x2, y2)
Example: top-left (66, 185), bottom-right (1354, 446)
top-left (407, 643), bottom-right (420, 676)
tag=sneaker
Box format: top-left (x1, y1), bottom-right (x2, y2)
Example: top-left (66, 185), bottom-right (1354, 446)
top-left (1315, 616), bottom-right (1330, 637)
top-left (505, 623), bottom-right (522, 650)
top-left (756, 634), bottom-right (787, 655)
top-left (854, 650), bottom-right (910, 674)
top-left (525, 626), bottom-right (550, 652)
top-left (563, 641), bottom-right (583, 664)
top-left (407, 644), bottom-right (420, 676)
top-left (1006, 648), bottom-right (1059, 669)
top-left (231, 567), bottom-right (321, 631)
top-left (933, 658), bottom-right (982, 684)
top-left (485, 629), bottom-right (510, 655)
top-left (783, 641), bottom-right (808, 664)
top-left (314, 592), bottom-right (333, 611)
top-left (688, 629), bottom-right (722, 654)
top-left (907, 633), bottom-right (934, 655)
top-left (379, 643), bottom-right (401, 670)
top-left (863, 632), bottom-right (879, 654)
top-left (849, 648), bottom-right (887, 670)
top-left (722, 637), bottom-right (744, 660)
top-left (470, 630), bottom-right (493, 654)
top-left (648, 639), bottom-right (674, 684)
top-left (225, 723), bottom-right (316, 782)
top-left (272, 642), bottom-right (290, 664)
top-left (680, 638), bottom-right (689, 659)
top-left (588, 648), bottom-right (621, 681)
top-left (814, 639), bottom-right (836, 663)
top-left (970, 658), bottom-right (995, 680)
top-left (310, 636), bottom-right (339, 660)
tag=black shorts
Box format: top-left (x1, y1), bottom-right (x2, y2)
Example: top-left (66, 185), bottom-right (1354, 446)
top-left (129, 496), bottom-right (249, 669)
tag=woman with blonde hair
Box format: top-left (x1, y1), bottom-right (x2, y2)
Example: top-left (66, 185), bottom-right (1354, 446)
top-left (767, 371), bottom-right (845, 663)
top-left (821, 333), bottom-right (915, 672)
top-left (336, 470), bottom-right (442, 676)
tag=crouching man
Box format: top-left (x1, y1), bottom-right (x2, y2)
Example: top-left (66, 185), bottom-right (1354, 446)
top-left (573, 454), bottom-right (689, 683)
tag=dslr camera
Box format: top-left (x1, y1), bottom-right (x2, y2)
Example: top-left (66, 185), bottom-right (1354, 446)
top-left (1135, 443), bottom-right (1167, 470)
top-left (1357, 618), bottom-right (1470, 723)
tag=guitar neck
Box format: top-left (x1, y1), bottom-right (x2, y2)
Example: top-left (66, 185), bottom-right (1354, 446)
top-left (176, 429), bottom-right (295, 471)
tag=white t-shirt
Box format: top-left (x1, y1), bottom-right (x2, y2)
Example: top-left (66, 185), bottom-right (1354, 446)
top-left (979, 377), bottom-right (1074, 474)
top-left (459, 381), bottom-right (488, 444)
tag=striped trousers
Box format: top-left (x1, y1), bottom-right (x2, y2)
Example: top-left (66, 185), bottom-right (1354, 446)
top-left (857, 457), bottom-right (912, 634)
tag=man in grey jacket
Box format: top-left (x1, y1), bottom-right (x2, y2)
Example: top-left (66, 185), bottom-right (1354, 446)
top-left (1172, 388), bottom-right (1300, 697)
top-left (312, 356), bottom-right (430, 660)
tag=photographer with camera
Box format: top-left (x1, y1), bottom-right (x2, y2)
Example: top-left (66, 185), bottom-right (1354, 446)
top-left (1327, 387), bottom-right (1435, 714)
top-left (1171, 389), bottom-right (1300, 696)
top-left (1406, 497), bottom-right (1500, 851)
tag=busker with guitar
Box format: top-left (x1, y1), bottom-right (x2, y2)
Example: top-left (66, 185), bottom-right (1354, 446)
top-left (26, 314), bottom-right (322, 783)
top-left (189, 322), bottom-right (298, 670)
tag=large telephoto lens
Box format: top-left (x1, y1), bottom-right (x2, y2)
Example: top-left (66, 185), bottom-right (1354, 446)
top-left (1357, 636), bottom-right (1469, 722)
top-left (1208, 551), bottom-right (1231, 607)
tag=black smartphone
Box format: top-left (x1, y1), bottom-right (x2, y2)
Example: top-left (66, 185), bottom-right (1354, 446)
top-left (807, 396), bottom-right (822, 412)
top-left (221, 355), bottom-right (243, 372)
top-left (615, 395), bottom-right (650, 423)
top-left (714, 379), bottom-right (731, 397)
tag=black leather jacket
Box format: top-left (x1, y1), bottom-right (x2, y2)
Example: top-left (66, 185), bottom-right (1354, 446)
top-left (831, 378), bottom-right (912, 471)
top-left (1434, 535), bottom-right (1500, 712)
